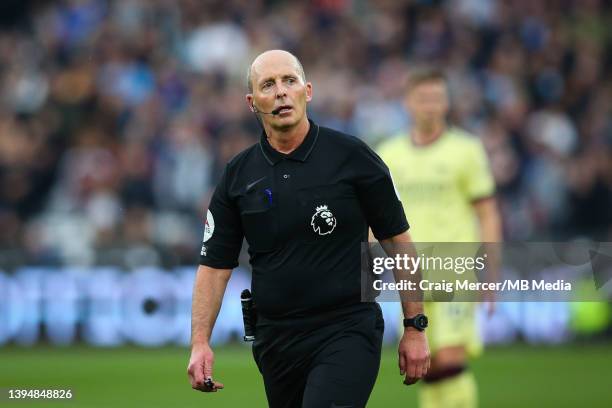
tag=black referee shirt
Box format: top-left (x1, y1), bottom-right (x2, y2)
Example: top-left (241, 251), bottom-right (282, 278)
top-left (199, 119), bottom-right (408, 318)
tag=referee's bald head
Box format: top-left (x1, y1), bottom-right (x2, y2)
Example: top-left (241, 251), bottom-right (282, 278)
top-left (247, 50), bottom-right (306, 93)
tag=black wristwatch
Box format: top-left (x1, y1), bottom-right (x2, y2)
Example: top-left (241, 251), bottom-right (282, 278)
top-left (403, 314), bottom-right (428, 331)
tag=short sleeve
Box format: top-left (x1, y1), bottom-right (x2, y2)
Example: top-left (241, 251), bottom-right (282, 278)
top-left (199, 166), bottom-right (243, 269)
top-left (352, 141), bottom-right (409, 240)
top-left (463, 140), bottom-right (495, 201)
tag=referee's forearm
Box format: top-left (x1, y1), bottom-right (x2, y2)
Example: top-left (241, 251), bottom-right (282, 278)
top-left (190, 265), bottom-right (232, 346)
top-left (380, 230), bottom-right (424, 317)
top-left (396, 265), bottom-right (424, 318)
top-left (400, 298), bottom-right (424, 318)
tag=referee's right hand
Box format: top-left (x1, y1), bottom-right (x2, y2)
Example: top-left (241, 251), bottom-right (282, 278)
top-left (188, 343), bottom-right (225, 392)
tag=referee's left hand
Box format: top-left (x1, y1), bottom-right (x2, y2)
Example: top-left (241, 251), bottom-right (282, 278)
top-left (398, 329), bottom-right (430, 385)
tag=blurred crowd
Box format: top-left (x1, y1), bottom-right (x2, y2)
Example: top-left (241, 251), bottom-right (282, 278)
top-left (0, 0), bottom-right (610, 267)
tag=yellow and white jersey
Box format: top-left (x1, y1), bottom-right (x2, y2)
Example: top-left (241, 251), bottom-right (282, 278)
top-left (377, 127), bottom-right (494, 243)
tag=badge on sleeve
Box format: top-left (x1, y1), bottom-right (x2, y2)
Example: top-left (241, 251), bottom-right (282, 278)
top-left (203, 210), bottom-right (215, 242)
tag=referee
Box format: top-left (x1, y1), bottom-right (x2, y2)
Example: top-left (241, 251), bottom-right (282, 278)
top-left (187, 50), bottom-right (430, 408)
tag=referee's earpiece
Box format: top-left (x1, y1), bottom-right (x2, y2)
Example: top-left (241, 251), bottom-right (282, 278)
top-left (250, 103), bottom-right (258, 113)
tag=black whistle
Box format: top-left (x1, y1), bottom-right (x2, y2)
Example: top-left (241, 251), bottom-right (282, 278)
top-left (241, 289), bottom-right (256, 342)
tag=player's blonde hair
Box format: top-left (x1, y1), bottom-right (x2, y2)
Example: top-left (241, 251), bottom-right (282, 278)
top-left (405, 67), bottom-right (447, 93)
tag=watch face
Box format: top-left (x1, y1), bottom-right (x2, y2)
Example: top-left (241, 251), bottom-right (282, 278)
top-left (417, 315), bottom-right (428, 329)
top-left (404, 314), bottom-right (429, 330)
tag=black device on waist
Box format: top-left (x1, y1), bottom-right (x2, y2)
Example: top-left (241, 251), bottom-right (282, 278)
top-left (241, 289), bottom-right (257, 341)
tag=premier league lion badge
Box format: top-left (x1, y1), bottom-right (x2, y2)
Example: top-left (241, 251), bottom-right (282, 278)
top-left (311, 205), bottom-right (337, 235)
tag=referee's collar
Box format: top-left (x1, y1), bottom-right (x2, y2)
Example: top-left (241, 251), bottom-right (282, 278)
top-left (259, 119), bottom-right (319, 165)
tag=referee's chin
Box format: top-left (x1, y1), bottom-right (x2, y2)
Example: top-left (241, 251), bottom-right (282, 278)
top-left (268, 114), bottom-right (304, 132)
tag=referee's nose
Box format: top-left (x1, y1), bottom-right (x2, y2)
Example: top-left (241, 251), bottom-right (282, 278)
top-left (275, 83), bottom-right (288, 99)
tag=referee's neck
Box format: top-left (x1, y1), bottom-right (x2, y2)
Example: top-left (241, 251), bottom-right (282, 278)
top-left (264, 117), bottom-right (311, 155)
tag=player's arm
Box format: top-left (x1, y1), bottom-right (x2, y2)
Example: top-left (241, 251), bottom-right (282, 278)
top-left (187, 265), bottom-right (231, 392)
top-left (473, 197), bottom-right (501, 243)
top-left (473, 196), bottom-right (502, 313)
top-left (379, 231), bottom-right (431, 385)
top-left (467, 135), bottom-right (502, 311)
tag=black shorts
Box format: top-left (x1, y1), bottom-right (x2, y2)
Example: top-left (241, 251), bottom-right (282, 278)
top-left (252, 302), bottom-right (385, 408)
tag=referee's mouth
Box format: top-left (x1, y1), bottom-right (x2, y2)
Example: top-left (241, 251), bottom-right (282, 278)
top-left (274, 105), bottom-right (293, 115)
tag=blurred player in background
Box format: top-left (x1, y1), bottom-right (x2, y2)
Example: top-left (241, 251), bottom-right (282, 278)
top-left (377, 68), bottom-right (502, 408)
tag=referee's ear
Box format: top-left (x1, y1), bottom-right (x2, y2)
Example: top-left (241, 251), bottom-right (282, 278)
top-left (305, 82), bottom-right (313, 103)
top-left (246, 94), bottom-right (255, 112)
